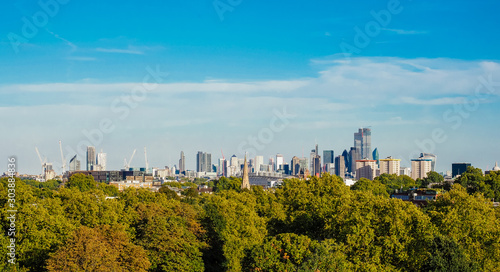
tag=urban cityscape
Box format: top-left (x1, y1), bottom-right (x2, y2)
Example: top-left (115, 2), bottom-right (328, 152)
top-left (23, 127), bottom-right (499, 193)
top-left (2, 0), bottom-right (500, 271)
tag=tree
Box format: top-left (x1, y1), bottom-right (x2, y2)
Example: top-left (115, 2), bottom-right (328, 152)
top-left (426, 184), bottom-right (500, 270)
top-left (133, 202), bottom-right (206, 272)
top-left (46, 225), bottom-right (150, 272)
top-left (158, 185), bottom-right (181, 200)
top-left (65, 173), bottom-right (97, 191)
top-left (422, 235), bottom-right (479, 272)
top-left (421, 171), bottom-right (444, 188)
top-left (201, 191), bottom-right (267, 271)
top-left (351, 178), bottom-right (389, 197)
top-left (243, 233), bottom-right (353, 271)
top-left (455, 166), bottom-right (491, 196)
top-left (374, 174), bottom-right (418, 194)
top-left (213, 176), bottom-right (241, 192)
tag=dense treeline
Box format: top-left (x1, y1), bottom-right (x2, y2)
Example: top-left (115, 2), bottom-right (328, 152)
top-left (0, 168), bottom-right (499, 271)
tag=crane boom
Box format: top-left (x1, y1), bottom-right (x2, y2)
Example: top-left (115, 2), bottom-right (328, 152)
top-left (144, 147), bottom-right (149, 173)
top-left (124, 149), bottom-right (137, 169)
top-left (59, 140), bottom-right (66, 174)
top-left (35, 147), bottom-right (43, 165)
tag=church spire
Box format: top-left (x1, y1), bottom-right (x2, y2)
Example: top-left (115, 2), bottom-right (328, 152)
top-left (241, 154), bottom-right (250, 190)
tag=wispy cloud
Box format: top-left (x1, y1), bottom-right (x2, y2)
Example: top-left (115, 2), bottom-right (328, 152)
top-left (382, 28), bottom-right (428, 35)
top-left (95, 47), bottom-right (145, 55)
top-left (396, 96), bottom-right (467, 105)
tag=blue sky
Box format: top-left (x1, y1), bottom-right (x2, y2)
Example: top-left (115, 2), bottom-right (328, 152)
top-left (1, 0), bottom-right (500, 174)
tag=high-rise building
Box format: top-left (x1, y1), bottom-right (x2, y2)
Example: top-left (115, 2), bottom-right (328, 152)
top-left (342, 150), bottom-right (350, 173)
top-left (96, 150), bottom-right (107, 171)
top-left (420, 153), bottom-right (437, 172)
top-left (452, 163), bottom-right (471, 178)
top-left (254, 156), bottom-right (264, 173)
top-left (291, 156), bottom-right (301, 175)
top-left (323, 150), bottom-right (334, 166)
top-left (335, 155), bottom-right (346, 177)
top-left (86, 146), bottom-right (96, 171)
top-left (372, 148), bottom-right (379, 166)
top-left (69, 155), bottom-right (80, 171)
top-left (299, 158), bottom-right (308, 175)
top-left (312, 155), bottom-right (321, 177)
top-left (354, 128), bottom-right (372, 160)
top-left (269, 157), bottom-right (275, 172)
top-left (355, 159), bottom-right (377, 180)
top-left (179, 151), bottom-right (185, 174)
top-left (411, 158), bottom-right (432, 180)
top-left (349, 147), bottom-right (360, 174)
top-left (196, 151), bottom-right (212, 173)
top-left (379, 157), bottom-right (400, 175)
top-left (276, 154), bottom-right (284, 171)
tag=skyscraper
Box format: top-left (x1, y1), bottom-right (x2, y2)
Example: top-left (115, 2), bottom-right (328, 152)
top-left (372, 148), bottom-right (379, 166)
top-left (312, 155), bottom-right (321, 177)
top-left (276, 154), bottom-right (284, 171)
top-left (69, 155), bottom-right (80, 171)
top-left (96, 150), bottom-right (107, 171)
top-left (86, 146), bottom-right (96, 171)
top-left (291, 156), bottom-right (301, 175)
top-left (354, 128), bottom-right (372, 160)
top-left (335, 155), bottom-right (346, 177)
top-left (342, 149), bottom-right (350, 173)
top-left (196, 151), bottom-right (212, 173)
top-left (349, 147), bottom-right (359, 174)
top-left (254, 155), bottom-right (264, 173)
top-left (323, 150), bottom-right (334, 165)
top-left (179, 151), bottom-right (185, 174)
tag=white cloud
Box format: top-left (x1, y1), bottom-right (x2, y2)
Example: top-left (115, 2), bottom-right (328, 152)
top-left (96, 47), bottom-right (145, 55)
top-left (382, 28), bottom-right (428, 35)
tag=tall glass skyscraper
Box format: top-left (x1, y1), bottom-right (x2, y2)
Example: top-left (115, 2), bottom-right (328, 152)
top-left (86, 146), bottom-right (96, 171)
top-left (354, 128), bottom-right (372, 160)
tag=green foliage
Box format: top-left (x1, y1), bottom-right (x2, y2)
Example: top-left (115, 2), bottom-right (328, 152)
top-left (201, 191), bottom-right (267, 271)
top-left (133, 201), bottom-right (206, 272)
top-left (421, 171), bottom-right (444, 188)
top-left (426, 184), bottom-right (500, 270)
top-left (455, 166), bottom-right (489, 196)
top-left (243, 233), bottom-right (353, 271)
top-left (213, 176), bottom-right (241, 192)
top-left (351, 177), bottom-right (389, 197)
top-left (65, 173), bottom-right (97, 191)
top-left (374, 173), bottom-right (418, 194)
top-left (422, 234), bottom-right (479, 272)
top-left (158, 185), bottom-right (181, 200)
top-left (23, 179), bottom-right (61, 190)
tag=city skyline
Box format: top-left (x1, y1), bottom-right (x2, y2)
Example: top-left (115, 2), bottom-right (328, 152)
top-left (1, 1), bottom-right (499, 175)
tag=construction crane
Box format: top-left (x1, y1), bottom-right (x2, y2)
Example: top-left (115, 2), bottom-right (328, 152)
top-left (59, 140), bottom-right (66, 174)
top-left (221, 149), bottom-right (225, 160)
top-left (144, 147), bottom-right (149, 174)
top-left (124, 149), bottom-right (137, 170)
top-left (35, 146), bottom-right (47, 177)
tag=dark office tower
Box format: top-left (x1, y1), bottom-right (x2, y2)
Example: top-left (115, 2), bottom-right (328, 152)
top-left (313, 155), bottom-right (321, 177)
top-left (342, 149), bottom-right (350, 173)
top-left (69, 155), bottom-right (80, 171)
top-left (349, 147), bottom-right (359, 174)
top-left (179, 151), bottom-right (185, 174)
top-left (86, 146), bottom-right (96, 171)
top-left (372, 148), bottom-right (379, 166)
top-left (354, 128), bottom-right (372, 159)
top-left (335, 155), bottom-right (346, 177)
top-left (291, 156), bottom-right (301, 175)
top-left (323, 150), bottom-right (334, 165)
top-left (452, 163), bottom-right (471, 178)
